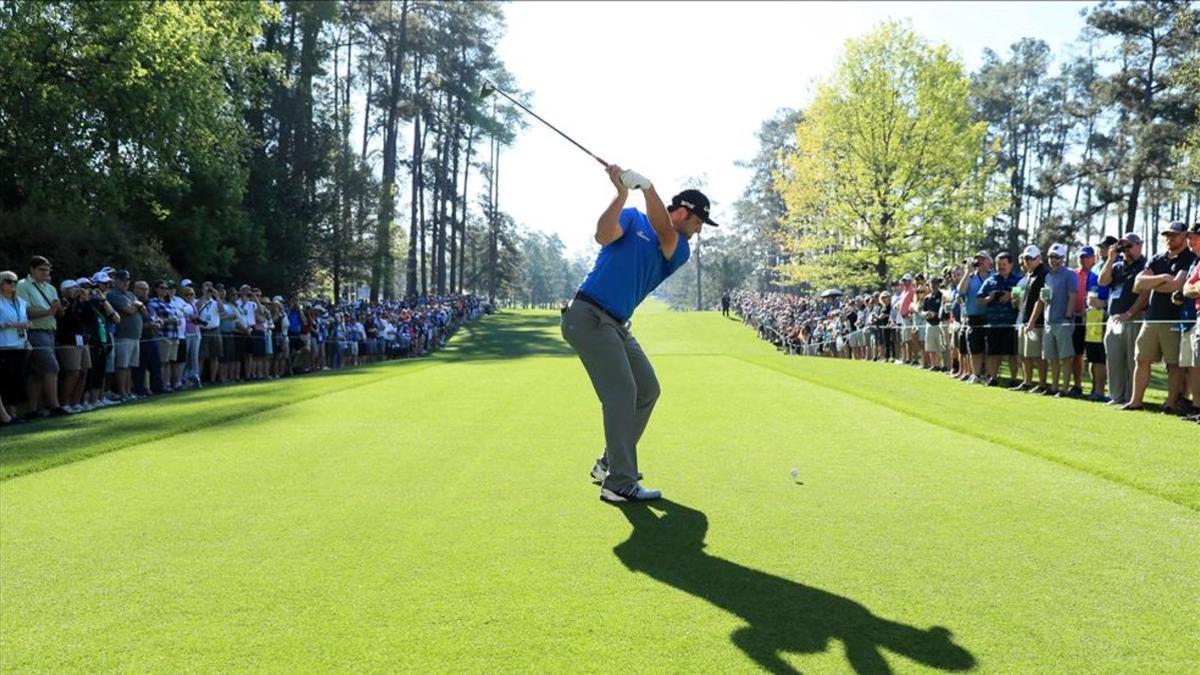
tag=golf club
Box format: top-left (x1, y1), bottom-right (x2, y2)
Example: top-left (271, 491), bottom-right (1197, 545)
top-left (480, 78), bottom-right (608, 168)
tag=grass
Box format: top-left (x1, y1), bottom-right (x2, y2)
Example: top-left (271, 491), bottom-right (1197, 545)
top-left (1, 303), bottom-right (1196, 673)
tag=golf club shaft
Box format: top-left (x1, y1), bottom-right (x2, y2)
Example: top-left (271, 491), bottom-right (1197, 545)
top-left (484, 79), bottom-right (608, 168)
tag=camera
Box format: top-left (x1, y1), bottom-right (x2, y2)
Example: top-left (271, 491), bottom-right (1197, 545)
top-left (970, 260), bottom-right (980, 268)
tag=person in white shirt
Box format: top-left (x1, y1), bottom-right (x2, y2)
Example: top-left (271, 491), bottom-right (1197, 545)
top-left (0, 270), bottom-right (32, 424)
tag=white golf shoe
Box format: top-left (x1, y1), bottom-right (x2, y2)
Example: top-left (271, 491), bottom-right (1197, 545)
top-left (600, 484), bottom-right (662, 504)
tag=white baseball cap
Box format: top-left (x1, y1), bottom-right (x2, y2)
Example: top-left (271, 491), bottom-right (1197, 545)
top-left (1048, 243), bottom-right (1068, 258)
top-left (1022, 244), bottom-right (1041, 259)
top-left (92, 271), bottom-right (112, 284)
top-left (180, 279), bottom-right (192, 287)
top-left (59, 279), bottom-right (78, 291)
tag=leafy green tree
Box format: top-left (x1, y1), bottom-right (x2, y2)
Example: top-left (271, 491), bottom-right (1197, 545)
top-left (775, 21), bottom-right (997, 288)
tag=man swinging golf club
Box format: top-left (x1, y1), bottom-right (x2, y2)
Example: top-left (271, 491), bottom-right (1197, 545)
top-left (561, 163), bottom-right (717, 504)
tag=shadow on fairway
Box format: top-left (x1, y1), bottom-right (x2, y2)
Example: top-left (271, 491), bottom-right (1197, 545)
top-left (614, 500), bottom-right (976, 674)
top-left (437, 311), bottom-right (574, 362)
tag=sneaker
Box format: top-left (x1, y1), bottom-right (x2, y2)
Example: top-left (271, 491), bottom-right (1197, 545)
top-left (1008, 383), bottom-right (1028, 392)
top-left (1027, 386), bottom-right (1044, 395)
top-left (600, 484), bottom-right (662, 504)
top-left (1120, 403), bottom-right (1145, 412)
top-left (1068, 387), bottom-right (1083, 398)
top-left (1043, 388), bottom-right (1058, 397)
top-left (987, 377), bottom-right (1000, 387)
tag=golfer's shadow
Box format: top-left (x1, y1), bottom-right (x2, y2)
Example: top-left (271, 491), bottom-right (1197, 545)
top-left (614, 500), bottom-right (975, 674)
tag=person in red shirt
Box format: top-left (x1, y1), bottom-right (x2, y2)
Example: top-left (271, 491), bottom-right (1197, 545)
top-left (1182, 222), bottom-right (1200, 423)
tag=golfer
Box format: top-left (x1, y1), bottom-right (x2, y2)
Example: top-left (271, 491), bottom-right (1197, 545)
top-left (561, 163), bottom-right (717, 504)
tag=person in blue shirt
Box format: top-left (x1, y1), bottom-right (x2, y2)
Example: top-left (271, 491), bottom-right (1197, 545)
top-left (976, 252), bottom-right (1022, 385)
top-left (562, 163), bottom-right (716, 504)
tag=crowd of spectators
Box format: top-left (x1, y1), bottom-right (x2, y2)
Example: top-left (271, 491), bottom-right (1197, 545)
top-left (734, 221), bottom-right (1200, 424)
top-left (0, 255), bottom-right (486, 425)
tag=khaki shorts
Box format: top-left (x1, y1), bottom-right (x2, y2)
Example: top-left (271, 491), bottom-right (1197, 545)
top-left (56, 344), bottom-right (85, 371)
top-left (924, 324), bottom-right (946, 353)
top-left (1180, 324), bottom-right (1198, 368)
top-left (1135, 321), bottom-right (1181, 365)
top-left (1019, 326), bottom-right (1042, 359)
top-left (159, 338), bottom-right (179, 362)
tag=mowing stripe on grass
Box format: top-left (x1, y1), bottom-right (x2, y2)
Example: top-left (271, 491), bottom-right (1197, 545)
top-left (731, 353), bottom-right (1198, 512)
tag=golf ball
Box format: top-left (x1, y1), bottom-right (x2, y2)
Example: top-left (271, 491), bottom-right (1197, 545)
top-left (790, 468), bottom-right (799, 478)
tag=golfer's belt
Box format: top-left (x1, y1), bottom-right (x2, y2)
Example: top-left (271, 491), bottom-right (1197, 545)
top-left (574, 291), bottom-right (627, 326)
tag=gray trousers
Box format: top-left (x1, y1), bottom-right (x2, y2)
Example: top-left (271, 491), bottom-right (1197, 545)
top-left (1104, 321), bottom-right (1139, 405)
top-left (560, 300), bottom-right (659, 491)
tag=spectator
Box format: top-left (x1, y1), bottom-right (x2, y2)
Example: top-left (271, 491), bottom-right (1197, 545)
top-left (197, 282), bottom-right (223, 384)
top-left (977, 252), bottom-right (1021, 386)
top-left (1081, 243), bottom-right (1112, 402)
top-left (0, 270), bottom-right (31, 424)
top-left (1036, 243), bottom-right (1078, 397)
top-left (1126, 221), bottom-right (1197, 413)
top-left (80, 275), bottom-right (117, 410)
top-left (178, 280), bottom-right (201, 389)
top-left (106, 270), bottom-right (143, 400)
top-left (165, 280), bottom-right (189, 390)
top-left (1182, 222), bottom-right (1200, 424)
top-left (721, 292), bottom-right (731, 317)
top-left (897, 274), bottom-right (918, 365)
top-left (1098, 234), bottom-right (1147, 407)
top-left (133, 279), bottom-right (165, 396)
top-left (16, 255), bottom-right (68, 417)
top-left (219, 284), bottom-right (243, 383)
top-left (148, 280), bottom-right (178, 392)
top-left (1067, 247), bottom-right (1100, 398)
top-left (921, 276), bottom-right (947, 370)
top-left (1012, 246), bottom-right (1049, 393)
top-left (957, 251), bottom-right (993, 384)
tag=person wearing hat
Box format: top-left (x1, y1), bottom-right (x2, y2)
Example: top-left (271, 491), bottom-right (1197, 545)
top-left (1098, 234), bottom-right (1147, 405)
top-left (561, 163), bottom-right (716, 504)
top-left (1011, 245), bottom-right (1049, 393)
top-left (1068, 246), bottom-right (1104, 399)
top-left (15, 256), bottom-right (69, 417)
top-left (1181, 222), bottom-right (1200, 423)
top-left (0, 270), bottom-right (33, 424)
top-left (1035, 243), bottom-right (1078, 397)
top-left (1127, 221), bottom-right (1198, 413)
top-left (77, 276), bottom-right (116, 410)
top-left (920, 276), bottom-right (948, 370)
top-left (105, 270), bottom-right (143, 401)
top-left (956, 251), bottom-right (994, 383)
top-left (54, 279), bottom-right (90, 413)
top-left (976, 252), bottom-right (1022, 386)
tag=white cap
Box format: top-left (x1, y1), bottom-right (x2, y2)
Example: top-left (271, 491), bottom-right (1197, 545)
top-left (1048, 243), bottom-right (1068, 258)
top-left (91, 271), bottom-right (112, 284)
top-left (99, 266), bottom-right (115, 274)
top-left (272, 295), bottom-right (284, 303)
top-left (1021, 244), bottom-right (1041, 259)
top-left (180, 279), bottom-right (192, 287)
top-left (76, 277), bottom-right (91, 286)
top-left (59, 279), bottom-right (78, 291)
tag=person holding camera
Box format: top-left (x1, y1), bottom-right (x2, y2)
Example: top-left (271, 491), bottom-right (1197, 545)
top-left (921, 277), bottom-right (947, 370)
top-left (106, 270), bottom-right (143, 401)
top-left (976, 252), bottom-right (1022, 386)
top-left (80, 274), bottom-right (118, 410)
top-left (1011, 246), bottom-right (1049, 393)
top-left (957, 252), bottom-right (994, 383)
top-left (1098, 233), bottom-right (1147, 406)
top-left (197, 283), bottom-right (223, 384)
top-left (16, 256), bottom-right (70, 417)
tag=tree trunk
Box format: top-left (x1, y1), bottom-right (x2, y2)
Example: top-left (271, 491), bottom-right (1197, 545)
top-left (372, 0), bottom-right (409, 301)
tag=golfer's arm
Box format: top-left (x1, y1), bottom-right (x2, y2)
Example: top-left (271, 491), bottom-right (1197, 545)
top-left (643, 186), bottom-right (678, 260)
top-left (595, 193), bottom-right (626, 246)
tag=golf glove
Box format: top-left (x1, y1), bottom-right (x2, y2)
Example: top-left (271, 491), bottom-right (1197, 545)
top-left (620, 169), bottom-right (651, 191)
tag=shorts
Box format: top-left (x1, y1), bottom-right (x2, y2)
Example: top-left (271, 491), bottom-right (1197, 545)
top-left (1042, 323), bottom-right (1075, 360)
top-left (27, 330), bottom-right (60, 376)
top-left (955, 324), bottom-right (967, 353)
top-left (966, 315), bottom-right (988, 356)
top-left (899, 315), bottom-right (915, 341)
top-left (0, 347), bottom-right (28, 405)
top-left (1019, 325), bottom-right (1043, 359)
top-left (1072, 318), bottom-right (1086, 355)
top-left (1085, 341), bottom-right (1107, 365)
top-left (200, 330), bottom-right (223, 360)
top-left (114, 338), bottom-right (139, 369)
top-left (159, 338), bottom-right (179, 362)
top-left (55, 343), bottom-right (86, 371)
top-left (1135, 321), bottom-right (1181, 365)
top-left (86, 344), bottom-right (108, 390)
top-left (987, 326), bottom-right (1016, 357)
top-left (1180, 324), bottom-right (1198, 368)
top-left (250, 330), bottom-right (268, 357)
top-left (924, 323), bottom-right (946, 353)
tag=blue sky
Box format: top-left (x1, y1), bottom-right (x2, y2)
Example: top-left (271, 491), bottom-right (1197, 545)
top-left (490, 1), bottom-right (1092, 256)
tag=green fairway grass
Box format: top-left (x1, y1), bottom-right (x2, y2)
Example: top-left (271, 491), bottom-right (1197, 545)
top-left (2, 304), bottom-right (1197, 673)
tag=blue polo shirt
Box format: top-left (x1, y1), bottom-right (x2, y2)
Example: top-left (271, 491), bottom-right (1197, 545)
top-left (963, 272), bottom-right (992, 317)
top-left (578, 208), bottom-right (691, 322)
